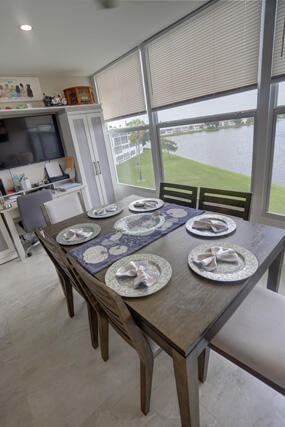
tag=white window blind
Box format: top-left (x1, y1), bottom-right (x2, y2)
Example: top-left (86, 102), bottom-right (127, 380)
top-left (146, 0), bottom-right (262, 110)
top-left (94, 51), bottom-right (146, 120)
top-left (272, 0), bottom-right (285, 79)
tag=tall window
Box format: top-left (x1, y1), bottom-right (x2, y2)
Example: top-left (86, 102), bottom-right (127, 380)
top-left (94, 52), bottom-right (155, 189)
top-left (268, 82), bottom-right (285, 215)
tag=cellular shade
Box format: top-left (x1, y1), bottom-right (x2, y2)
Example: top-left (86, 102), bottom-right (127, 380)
top-left (146, 0), bottom-right (262, 110)
top-left (272, 0), bottom-right (285, 80)
top-left (94, 51), bottom-right (146, 120)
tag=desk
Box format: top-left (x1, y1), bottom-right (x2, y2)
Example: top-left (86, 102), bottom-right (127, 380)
top-left (44, 195), bottom-right (285, 426)
top-left (0, 184), bottom-right (85, 262)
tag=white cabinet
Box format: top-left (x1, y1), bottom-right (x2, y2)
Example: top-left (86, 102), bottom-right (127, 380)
top-left (57, 105), bottom-right (114, 210)
top-left (0, 214), bottom-right (17, 264)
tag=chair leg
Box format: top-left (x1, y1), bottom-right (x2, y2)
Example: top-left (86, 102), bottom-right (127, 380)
top-left (198, 347), bottom-right (210, 383)
top-left (57, 271), bottom-right (74, 317)
top-left (98, 314), bottom-right (109, 361)
top-left (87, 303), bottom-right (98, 349)
top-left (140, 357), bottom-right (154, 415)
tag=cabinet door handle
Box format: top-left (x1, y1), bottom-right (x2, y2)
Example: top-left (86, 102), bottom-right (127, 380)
top-left (96, 161), bottom-right (101, 175)
top-left (92, 161), bottom-right (101, 175)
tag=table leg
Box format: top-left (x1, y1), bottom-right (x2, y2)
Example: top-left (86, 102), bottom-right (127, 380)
top-left (172, 350), bottom-right (200, 427)
top-left (2, 210), bottom-right (25, 261)
top-left (267, 248), bottom-right (284, 292)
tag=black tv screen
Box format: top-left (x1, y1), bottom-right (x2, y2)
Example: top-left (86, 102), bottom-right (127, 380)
top-left (0, 114), bottom-right (65, 169)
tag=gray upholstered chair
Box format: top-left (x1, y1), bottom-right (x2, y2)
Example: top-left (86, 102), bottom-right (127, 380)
top-left (17, 189), bottom-right (53, 256)
top-left (41, 192), bottom-right (84, 224)
top-left (199, 285), bottom-right (285, 395)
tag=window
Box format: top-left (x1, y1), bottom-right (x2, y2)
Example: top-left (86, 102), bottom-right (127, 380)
top-left (146, 1), bottom-right (261, 110)
top-left (108, 116), bottom-right (155, 189)
top-left (160, 117), bottom-right (253, 192)
top-left (268, 112), bottom-right (285, 216)
top-left (157, 90), bottom-right (257, 122)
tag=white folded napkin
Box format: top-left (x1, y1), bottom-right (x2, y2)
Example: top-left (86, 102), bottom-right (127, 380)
top-left (134, 200), bottom-right (158, 209)
top-left (192, 218), bottom-right (228, 233)
top-left (192, 246), bottom-right (239, 272)
top-left (63, 228), bottom-right (93, 241)
top-left (116, 260), bottom-right (160, 288)
top-left (95, 204), bottom-right (118, 215)
top-left (105, 204), bottom-right (118, 212)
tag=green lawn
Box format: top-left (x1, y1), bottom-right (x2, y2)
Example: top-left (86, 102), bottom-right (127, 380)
top-left (116, 149), bottom-right (285, 214)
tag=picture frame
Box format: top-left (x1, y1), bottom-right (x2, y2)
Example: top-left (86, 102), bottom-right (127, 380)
top-left (0, 77), bottom-right (42, 101)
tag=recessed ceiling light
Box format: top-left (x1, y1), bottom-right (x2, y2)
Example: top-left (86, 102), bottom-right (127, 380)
top-left (19, 24), bottom-right (32, 31)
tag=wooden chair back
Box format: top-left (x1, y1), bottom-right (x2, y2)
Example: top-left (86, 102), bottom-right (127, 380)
top-left (67, 254), bottom-right (159, 414)
top-left (198, 187), bottom-right (252, 220)
top-left (159, 182), bottom-right (198, 208)
top-left (35, 229), bottom-right (98, 348)
top-left (35, 229), bottom-right (83, 297)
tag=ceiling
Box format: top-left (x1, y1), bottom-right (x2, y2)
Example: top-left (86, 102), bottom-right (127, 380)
top-left (0, 0), bottom-right (206, 77)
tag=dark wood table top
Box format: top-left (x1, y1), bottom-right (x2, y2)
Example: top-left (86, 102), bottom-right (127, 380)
top-left (44, 194), bottom-right (285, 426)
top-left (44, 194), bottom-right (285, 357)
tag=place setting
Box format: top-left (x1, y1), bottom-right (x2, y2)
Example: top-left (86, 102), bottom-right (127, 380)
top-left (188, 242), bottom-right (258, 283)
top-left (128, 198), bottom-right (164, 213)
top-left (56, 223), bottom-right (101, 245)
top-left (87, 203), bottom-right (123, 219)
top-left (105, 253), bottom-right (172, 297)
top-left (185, 213), bottom-right (236, 237)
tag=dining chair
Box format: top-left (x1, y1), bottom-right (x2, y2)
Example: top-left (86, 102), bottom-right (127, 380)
top-left (198, 187), bottom-right (252, 220)
top-left (198, 285), bottom-right (285, 395)
top-left (159, 182), bottom-right (198, 208)
top-left (41, 192), bottom-right (85, 225)
top-left (67, 253), bottom-right (161, 415)
top-left (17, 189), bottom-right (53, 257)
top-left (35, 229), bottom-right (98, 349)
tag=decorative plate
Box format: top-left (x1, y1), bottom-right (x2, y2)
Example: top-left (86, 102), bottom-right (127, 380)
top-left (188, 242), bottom-right (258, 282)
top-left (128, 198), bottom-right (164, 212)
top-left (105, 253), bottom-right (172, 297)
top-left (56, 223), bottom-right (101, 245)
top-left (186, 214), bottom-right (236, 237)
top-left (114, 212), bottom-right (165, 236)
top-left (87, 204), bottom-right (123, 219)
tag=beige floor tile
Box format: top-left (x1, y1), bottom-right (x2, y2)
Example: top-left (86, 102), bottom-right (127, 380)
top-left (0, 248), bottom-right (284, 427)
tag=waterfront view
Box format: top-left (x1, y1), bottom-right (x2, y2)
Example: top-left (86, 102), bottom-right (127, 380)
top-left (113, 118), bottom-right (284, 215)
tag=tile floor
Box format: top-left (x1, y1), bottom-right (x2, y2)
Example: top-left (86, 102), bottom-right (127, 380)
top-left (1, 246), bottom-right (284, 427)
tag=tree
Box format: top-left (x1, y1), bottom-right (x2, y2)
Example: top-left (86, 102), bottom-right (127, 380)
top-left (161, 137), bottom-right (178, 158)
top-left (127, 118), bottom-right (149, 181)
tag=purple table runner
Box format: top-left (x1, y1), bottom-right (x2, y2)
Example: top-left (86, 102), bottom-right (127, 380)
top-left (69, 203), bottom-right (203, 275)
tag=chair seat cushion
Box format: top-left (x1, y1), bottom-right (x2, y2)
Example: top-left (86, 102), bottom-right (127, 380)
top-left (211, 285), bottom-right (285, 391)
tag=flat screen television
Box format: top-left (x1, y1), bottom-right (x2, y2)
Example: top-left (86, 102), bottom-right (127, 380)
top-left (0, 114), bottom-right (65, 170)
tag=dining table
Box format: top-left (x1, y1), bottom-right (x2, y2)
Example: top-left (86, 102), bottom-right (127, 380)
top-left (43, 194), bottom-right (285, 427)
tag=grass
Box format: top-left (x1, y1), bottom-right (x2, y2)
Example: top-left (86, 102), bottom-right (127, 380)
top-left (116, 149), bottom-right (285, 214)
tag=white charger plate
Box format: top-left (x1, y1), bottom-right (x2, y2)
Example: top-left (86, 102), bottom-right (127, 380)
top-left (128, 198), bottom-right (164, 212)
top-left (56, 223), bottom-right (101, 245)
top-left (186, 214), bottom-right (236, 237)
top-left (87, 204), bottom-right (123, 219)
top-left (105, 253), bottom-right (172, 297)
top-left (188, 242), bottom-right (258, 282)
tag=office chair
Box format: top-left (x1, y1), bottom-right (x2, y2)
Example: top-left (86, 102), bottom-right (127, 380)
top-left (17, 189), bottom-right (53, 257)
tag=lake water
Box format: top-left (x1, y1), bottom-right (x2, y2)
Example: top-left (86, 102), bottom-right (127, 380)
top-left (170, 122), bottom-right (284, 186)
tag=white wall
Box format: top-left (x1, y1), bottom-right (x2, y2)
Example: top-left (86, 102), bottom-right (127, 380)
top-left (0, 75), bottom-right (92, 109)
